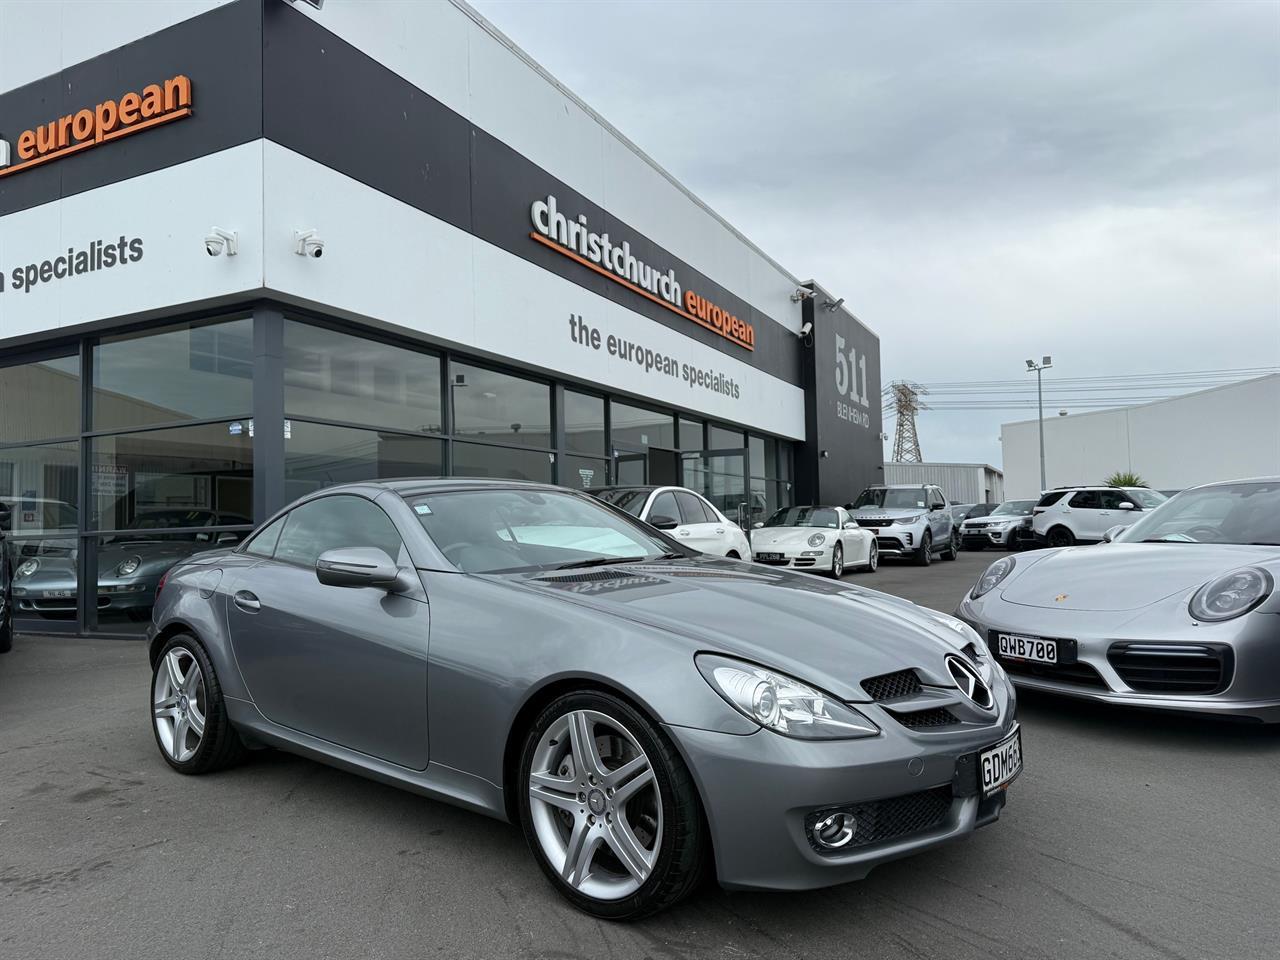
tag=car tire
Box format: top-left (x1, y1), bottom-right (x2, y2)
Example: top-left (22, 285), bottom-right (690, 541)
top-left (151, 633), bottom-right (247, 775)
top-left (942, 529), bottom-right (959, 561)
top-left (518, 690), bottom-right (708, 921)
top-left (863, 539), bottom-right (878, 573)
top-left (829, 543), bottom-right (844, 579)
top-left (0, 609), bottom-right (11, 654)
top-left (1046, 526), bottom-right (1075, 548)
top-left (726, 551), bottom-right (740, 560)
top-left (913, 531), bottom-right (932, 566)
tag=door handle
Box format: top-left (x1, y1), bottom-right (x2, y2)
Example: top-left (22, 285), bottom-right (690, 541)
top-left (677, 528), bottom-right (691, 536)
top-left (233, 590), bottom-right (261, 613)
top-left (715, 528), bottom-right (725, 534)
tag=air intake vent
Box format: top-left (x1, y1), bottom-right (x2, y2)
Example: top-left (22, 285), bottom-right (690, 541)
top-left (1107, 643), bottom-right (1231, 695)
top-left (890, 707), bottom-right (960, 729)
top-left (861, 669), bottom-right (923, 702)
top-left (536, 570), bottom-right (639, 584)
top-left (805, 786), bottom-right (952, 855)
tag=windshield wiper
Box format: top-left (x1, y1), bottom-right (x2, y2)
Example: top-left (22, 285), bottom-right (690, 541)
top-left (553, 556), bottom-right (650, 571)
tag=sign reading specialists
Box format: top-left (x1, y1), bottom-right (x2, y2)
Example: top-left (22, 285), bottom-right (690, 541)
top-left (0, 75), bottom-right (192, 179)
top-left (0, 236), bottom-right (145, 295)
top-left (530, 195), bottom-right (756, 351)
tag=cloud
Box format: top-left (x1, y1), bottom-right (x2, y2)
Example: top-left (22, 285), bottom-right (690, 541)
top-left (472, 0), bottom-right (1280, 466)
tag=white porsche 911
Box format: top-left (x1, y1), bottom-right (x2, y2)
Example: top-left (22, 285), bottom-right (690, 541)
top-left (751, 505), bottom-right (878, 578)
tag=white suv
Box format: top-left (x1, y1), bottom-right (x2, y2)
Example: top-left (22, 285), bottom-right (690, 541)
top-left (1031, 486), bottom-right (1168, 547)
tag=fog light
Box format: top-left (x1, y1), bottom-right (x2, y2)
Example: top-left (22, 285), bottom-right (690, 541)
top-left (811, 811), bottom-right (857, 849)
top-left (802, 550), bottom-right (824, 557)
top-left (904, 532), bottom-right (913, 545)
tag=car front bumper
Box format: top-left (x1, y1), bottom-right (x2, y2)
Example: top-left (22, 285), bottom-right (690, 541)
top-left (666, 711), bottom-right (1018, 891)
top-left (751, 545), bottom-right (834, 571)
top-left (11, 579), bottom-right (154, 613)
top-left (962, 524), bottom-right (1025, 547)
top-left (954, 597), bottom-right (1280, 723)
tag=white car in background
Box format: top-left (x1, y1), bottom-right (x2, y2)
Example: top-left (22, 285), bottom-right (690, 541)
top-left (591, 485), bottom-right (753, 559)
top-left (1031, 486), bottom-right (1168, 547)
top-left (750, 505), bottom-right (878, 577)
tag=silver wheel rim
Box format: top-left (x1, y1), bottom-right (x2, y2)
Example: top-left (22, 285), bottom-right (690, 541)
top-left (833, 546), bottom-right (843, 577)
top-left (528, 709), bottom-right (662, 901)
top-left (153, 647), bottom-right (206, 763)
top-left (869, 540), bottom-right (878, 571)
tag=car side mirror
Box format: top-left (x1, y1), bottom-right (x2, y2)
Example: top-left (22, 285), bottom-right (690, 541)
top-left (1101, 525), bottom-right (1124, 543)
top-left (316, 547), bottom-right (411, 592)
top-left (843, 521), bottom-right (857, 530)
top-left (752, 521), bottom-right (764, 529)
top-left (931, 503), bottom-right (945, 512)
top-left (216, 532), bottom-right (241, 545)
top-left (649, 515), bottom-right (680, 531)
top-left (1117, 502), bottom-right (1135, 511)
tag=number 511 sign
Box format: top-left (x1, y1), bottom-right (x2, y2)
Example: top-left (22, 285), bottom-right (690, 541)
top-left (833, 334), bottom-right (871, 428)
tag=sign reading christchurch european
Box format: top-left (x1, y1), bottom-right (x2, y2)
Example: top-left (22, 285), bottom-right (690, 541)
top-left (0, 74), bottom-right (192, 179)
top-left (530, 195), bottom-right (756, 350)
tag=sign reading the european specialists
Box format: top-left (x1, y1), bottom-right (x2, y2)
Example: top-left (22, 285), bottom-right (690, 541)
top-left (0, 74), bottom-right (192, 179)
top-left (530, 195), bottom-right (756, 351)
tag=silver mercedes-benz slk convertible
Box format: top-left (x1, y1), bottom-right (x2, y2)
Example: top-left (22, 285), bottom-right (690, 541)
top-left (148, 479), bottom-right (1020, 919)
top-left (956, 478), bottom-right (1280, 724)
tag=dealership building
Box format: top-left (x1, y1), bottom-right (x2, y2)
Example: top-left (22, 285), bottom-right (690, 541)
top-left (0, 0), bottom-right (883, 636)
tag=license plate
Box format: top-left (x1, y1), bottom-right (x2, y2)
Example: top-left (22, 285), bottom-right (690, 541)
top-left (755, 552), bottom-right (784, 561)
top-left (997, 633), bottom-right (1058, 664)
top-left (979, 728), bottom-right (1022, 795)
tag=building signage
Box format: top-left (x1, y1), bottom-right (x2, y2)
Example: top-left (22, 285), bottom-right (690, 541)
top-left (530, 195), bottom-right (756, 351)
top-left (0, 75), bottom-right (192, 179)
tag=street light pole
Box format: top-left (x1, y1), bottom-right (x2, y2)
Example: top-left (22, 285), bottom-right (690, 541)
top-left (1025, 356), bottom-right (1053, 491)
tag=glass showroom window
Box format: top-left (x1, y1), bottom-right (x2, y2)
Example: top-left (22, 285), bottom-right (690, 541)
top-left (284, 422), bottom-right (444, 501)
top-left (679, 417), bottom-right (704, 451)
top-left (560, 455), bottom-right (609, 491)
top-left (748, 434), bottom-right (794, 525)
top-left (564, 390), bottom-right (605, 455)
top-left (452, 442), bottom-right (553, 483)
top-left (284, 321), bottom-right (443, 434)
top-left (451, 362), bottom-right (551, 449)
top-left (0, 354), bottom-right (81, 445)
top-left (611, 401), bottom-right (676, 450)
top-left (93, 318), bottom-right (253, 430)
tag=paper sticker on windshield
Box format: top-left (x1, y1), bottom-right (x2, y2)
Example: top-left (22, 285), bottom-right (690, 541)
top-left (414, 504), bottom-right (433, 516)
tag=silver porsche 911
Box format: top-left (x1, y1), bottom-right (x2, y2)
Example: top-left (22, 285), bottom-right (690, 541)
top-left (956, 478), bottom-right (1280, 723)
top-left (148, 479), bottom-right (1020, 919)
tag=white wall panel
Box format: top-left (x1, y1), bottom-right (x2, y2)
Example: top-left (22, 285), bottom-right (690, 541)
top-left (0, 1), bottom-right (232, 93)
top-left (0, 142), bottom-right (264, 343)
top-left (261, 144), bottom-right (804, 439)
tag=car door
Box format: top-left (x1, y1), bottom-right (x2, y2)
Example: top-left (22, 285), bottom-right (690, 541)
top-left (225, 494), bottom-right (431, 770)
top-left (1065, 489), bottom-right (1105, 539)
top-left (1098, 489), bottom-right (1143, 531)
top-left (927, 487), bottom-right (950, 541)
top-left (675, 490), bottom-right (726, 554)
top-left (836, 507), bottom-right (864, 564)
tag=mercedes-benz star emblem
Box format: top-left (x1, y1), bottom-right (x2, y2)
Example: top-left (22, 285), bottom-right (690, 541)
top-left (946, 655), bottom-right (993, 709)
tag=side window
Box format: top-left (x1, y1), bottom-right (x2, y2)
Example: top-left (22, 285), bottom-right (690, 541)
top-left (1036, 490), bottom-right (1067, 508)
top-left (1098, 490), bottom-right (1131, 510)
top-left (274, 495), bottom-right (406, 568)
top-left (243, 514), bottom-right (287, 558)
top-left (1069, 490), bottom-right (1102, 509)
top-left (675, 491), bottom-right (713, 525)
top-left (648, 490), bottom-right (680, 524)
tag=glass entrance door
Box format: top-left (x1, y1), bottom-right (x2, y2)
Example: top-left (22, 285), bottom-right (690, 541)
top-left (682, 448), bottom-right (749, 526)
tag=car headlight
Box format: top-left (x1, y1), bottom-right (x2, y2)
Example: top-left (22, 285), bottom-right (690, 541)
top-left (807, 533), bottom-right (826, 547)
top-left (15, 559), bottom-right (39, 578)
top-left (894, 515), bottom-right (922, 525)
top-left (696, 654), bottom-right (879, 740)
top-left (1189, 567), bottom-right (1273, 622)
top-left (115, 556), bottom-right (141, 577)
top-left (971, 556), bottom-right (1016, 599)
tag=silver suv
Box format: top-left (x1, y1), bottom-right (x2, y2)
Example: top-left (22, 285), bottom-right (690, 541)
top-left (846, 484), bottom-right (958, 566)
top-left (1031, 486), bottom-right (1168, 547)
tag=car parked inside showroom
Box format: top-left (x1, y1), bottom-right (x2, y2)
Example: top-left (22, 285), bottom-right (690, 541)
top-left (147, 479), bottom-right (1021, 919)
top-left (591, 485), bottom-right (751, 559)
top-left (961, 499), bottom-right (1037, 551)
top-left (750, 505), bottom-right (877, 577)
top-left (1030, 485), bottom-right (1167, 547)
top-left (10, 509), bottom-right (248, 621)
top-left (847, 484), bottom-right (959, 565)
top-left (0, 530), bottom-right (12, 654)
top-left (956, 477), bottom-right (1280, 723)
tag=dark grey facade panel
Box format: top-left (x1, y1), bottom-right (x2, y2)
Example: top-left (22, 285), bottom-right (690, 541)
top-left (0, 0), bottom-right (264, 218)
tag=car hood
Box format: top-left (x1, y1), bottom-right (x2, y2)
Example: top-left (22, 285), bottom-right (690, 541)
top-left (848, 506), bottom-right (925, 521)
top-left (998, 543), bottom-right (1280, 612)
top-left (506, 558), bottom-right (973, 701)
top-left (751, 527), bottom-right (838, 547)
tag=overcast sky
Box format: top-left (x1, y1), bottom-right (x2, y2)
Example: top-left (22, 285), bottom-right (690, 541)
top-left (471, 0), bottom-right (1280, 467)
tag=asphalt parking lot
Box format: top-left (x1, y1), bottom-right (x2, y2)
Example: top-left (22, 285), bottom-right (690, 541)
top-left (2, 550), bottom-right (1277, 960)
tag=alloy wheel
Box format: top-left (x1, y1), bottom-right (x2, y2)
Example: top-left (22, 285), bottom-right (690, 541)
top-left (868, 539), bottom-right (879, 572)
top-left (153, 647), bottom-right (206, 763)
top-left (832, 544), bottom-right (844, 577)
top-left (528, 709), bottom-right (662, 901)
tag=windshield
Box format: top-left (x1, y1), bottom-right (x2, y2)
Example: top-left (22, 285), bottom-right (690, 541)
top-left (991, 500), bottom-right (1036, 517)
top-left (763, 506), bottom-right (839, 529)
top-left (850, 488), bottom-right (928, 510)
top-left (590, 488), bottom-right (649, 518)
top-left (1116, 481), bottom-right (1280, 545)
top-left (412, 488), bottom-right (681, 573)
top-left (1128, 488), bottom-right (1168, 509)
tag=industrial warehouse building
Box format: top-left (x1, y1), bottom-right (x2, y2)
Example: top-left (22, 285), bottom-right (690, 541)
top-left (1001, 373), bottom-right (1280, 498)
top-left (882, 462), bottom-right (1005, 505)
top-left (0, 0), bottom-right (883, 637)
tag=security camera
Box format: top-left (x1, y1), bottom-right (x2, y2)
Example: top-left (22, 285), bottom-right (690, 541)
top-left (790, 287), bottom-right (816, 303)
top-left (204, 228), bottom-right (238, 257)
top-left (283, 0), bottom-right (324, 9)
top-left (798, 320), bottom-right (814, 338)
top-left (821, 297), bottom-right (845, 312)
top-left (294, 229), bottom-right (325, 259)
